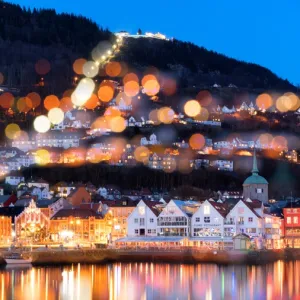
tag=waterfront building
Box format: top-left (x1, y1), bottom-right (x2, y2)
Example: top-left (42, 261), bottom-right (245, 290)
top-left (0, 215), bottom-right (12, 244)
top-left (15, 199), bottom-right (50, 242)
top-left (243, 151), bottom-right (269, 203)
top-left (127, 200), bottom-right (160, 237)
top-left (210, 160), bottom-right (233, 171)
top-left (49, 208), bottom-right (112, 244)
top-left (283, 205), bottom-right (300, 248)
top-left (191, 199), bottom-right (228, 248)
top-left (99, 199), bottom-right (137, 241)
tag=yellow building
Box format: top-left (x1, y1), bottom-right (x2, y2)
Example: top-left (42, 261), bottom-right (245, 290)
top-left (99, 199), bottom-right (137, 241)
top-left (49, 208), bottom-right (112, 245)
top-left (0, 215), bottom-right (12, 244)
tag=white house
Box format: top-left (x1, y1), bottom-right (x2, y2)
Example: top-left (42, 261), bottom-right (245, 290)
top-left (210, 160), bottom-right (233, 171)
top-left (127, 200), bottom-right (159, 236)
top-left (157, 200), bottom-right (196, 237)
top-left (27, 179), bottom-right (49, 190)
top-left (5, 175), bottom-right (25, 186)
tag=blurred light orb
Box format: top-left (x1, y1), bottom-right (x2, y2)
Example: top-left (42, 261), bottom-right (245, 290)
top-left (161, 77), bottom-right (177, 96)
top-left (256, 93), bottom-right (273, 110)
top-left (276, 96), bottom-right (290, 112)
top-left (27, 92), bottom-right (41, 109)
top-left (196, 90), bottom-right (212, 107)
top-left (98, 81), bottom-right (115, 102)
top-left (123, 73), bottom-right (139, 84)
top-left (34, 115), bottom-right (51, 133)
top-left (35, 58), bottom-right (51, 75)
top-left (124, 81), bottom-right (140, 97)
top-left (105, 62), bottom-right (122, 77)
top-left (110, 116), bottom-right (126, 132)
top-left (272, 136), bottom-right (288, 151)
top-left (48, 107), bottom-right (64, 125)
top-left (84, 94), bottom-right (99, 110)
top-left (149, 109), bottom-right (161, 125)
top-left (44, 95), bottom-right (60, 111)
top-left (17, 97), bottom-right (32, 113)
top-left (194, 107), bottom-right (209, 121)
top-left (184, 100), bottom-right (201, 117)
top-left (189, 133), bottom-right (205, 150)
top-left (73, 58), bottom-right (87, 75)
top-left (72, 78), bottom-right (95, 106)
top-left (5, 123), bottom-right (20, 140)
top-left (83, 61), bottom-right (99, 78)
top-left (0, 92), bottom-right (14, 109)
top-left (284, 92), bottom-right (300, 111)
top-left (134, 146), bottom-right (150, 162)
top-left (35, 149), bottom-right (50, 166)
top-left (143, 75), bottom-right (160, 96)
top-left (157, 107), bottom-right (175, 124)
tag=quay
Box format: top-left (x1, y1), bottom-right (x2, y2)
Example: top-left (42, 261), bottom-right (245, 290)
top-left (1, 248), bottom-right (300, 266)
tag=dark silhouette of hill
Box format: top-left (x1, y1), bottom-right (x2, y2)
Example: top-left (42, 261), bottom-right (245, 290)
top-left (0, 1), bottom-right (295, 96)
top-left (117, 37), bottom-right (295, 90)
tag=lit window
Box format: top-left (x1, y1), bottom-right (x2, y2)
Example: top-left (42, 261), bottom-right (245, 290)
top-left (256, 188), bottom-right (263, 193)
top-left (294, 217), bottom-right (298, 224)
top-left (287, 217), bottom-right (291, 224)
top-left (214, 217), bottom-right (219, 223)
top-left (204, 205), bottom-right (210, 215)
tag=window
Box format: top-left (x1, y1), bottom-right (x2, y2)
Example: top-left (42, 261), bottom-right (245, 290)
top-left (246, 228), bottom-right (256, 233)
top-left (195, 217), bottom-right (200, 222)
top-left (140, 218), bottom-right (145, 226)
top-left (204, 217), bottom-right (210, 223)
top-left (134, 229), bottom-right (138, 234)
top-left (287, 217), bottom-right (291, 224)
top-left (294, 216), bottom-right (298, 224)
top-left (256, 188), bottom-right (263, 193)
top-left (134, 218), bottom-right (138, 224)
top-left (204, 205), bottom-right (210, 215)
top-left (150, 218), bottom-right (154, 223)
top-left (214, 217), bottom-right (219, 223)
top-left (248, 217), bottom-right (253, 222)
top-left (148, 229), bottom-right (151, 234)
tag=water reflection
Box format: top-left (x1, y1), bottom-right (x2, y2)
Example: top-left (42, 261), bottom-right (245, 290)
top-left (0, 261), bottom-right (299, 299)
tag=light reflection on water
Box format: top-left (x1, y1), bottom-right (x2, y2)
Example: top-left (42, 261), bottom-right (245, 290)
top-left (0, 261), bottom-right (298, 300)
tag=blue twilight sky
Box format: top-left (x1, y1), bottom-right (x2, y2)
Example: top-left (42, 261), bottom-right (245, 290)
top-left (8, 0), bottom-right (300, 85)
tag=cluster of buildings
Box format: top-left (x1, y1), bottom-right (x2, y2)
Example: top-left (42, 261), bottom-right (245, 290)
top-left (0, 153), bottom-right (297, 250)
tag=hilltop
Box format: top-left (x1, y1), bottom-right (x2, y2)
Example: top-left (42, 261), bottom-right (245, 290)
top-left (0, 1), bottom-right (295, 96)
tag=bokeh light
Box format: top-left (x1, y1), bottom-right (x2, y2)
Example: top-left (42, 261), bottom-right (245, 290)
top-left (0, 92), bottom-right (14, 109)
top-left (271, 136), bottom-right (288, 151)
top-left (123, 73), bottom-right (139, 84)
top-left (35, 59), bottom-right (51, 75)
top-left (149, 109), bottom-right (161, 125)
top-left (34, 115), bottom-right (51, 133)
top-left (196, 90), bottom-right (212, 107)
top-left (98, 81), bottom-right (115, 102)
top-left (116, 92), bottom-right (132, 106)
top-left (5, 123), bottom-right (20, 140)
top-left (83, 61), bottom-right (99, 78)
top-left (110, 116), bottom-right (126, 132)
top-left (189, 134), bottom-right (205, 150)
top-left (184, 100), bottom-right (201, 117)
top-left (27, 92), bottom-right (41, 109)
top-left (134, 146), bottom-right (150, 163)
top-left (72, 78), bottom-right (95, 106)
top-left (258, 133), bottom-right (273, 148)
top-left (48, 107), bottom-right (64, 124)
top-left (17, 97), bottom-right (32, 113)
top-left (73, 58), bottom-right (87, 75)
top-left (44, 95), bottom-right (60, 111)
top-left (161, 77), bottom-right (177, 96)
top-left (35, 149), bottom-right (50, 166)
top-left (142, 74), bottom-right (160, 96)
top-left (194, 107), bottom-right (209, 121)
top-left (105, 61), bottom-right (122, 77)
top-left (84, 94), bottom-right (99, 110)
top-left (284, 92), bottom-right (300, 111)
top-left (276, 95), bottom-right (291, 112)
top-left (256, 93), bottom-right (273, 110)
top-left (124, 81), bottom-right (140, 97)
top-left (157, 107), bottom-right (175, 124)
top-left (59, 97), bottom-right (73, 112)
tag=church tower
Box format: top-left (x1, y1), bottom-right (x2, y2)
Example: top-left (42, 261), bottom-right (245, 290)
top-left (243, 150), bottom-right (269, 203)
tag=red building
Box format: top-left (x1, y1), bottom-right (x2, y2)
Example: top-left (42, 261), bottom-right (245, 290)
top-left (283, 206), bottom-right (300, 248)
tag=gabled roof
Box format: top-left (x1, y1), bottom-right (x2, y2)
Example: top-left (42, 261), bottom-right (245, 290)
top-left (241, 200), bottom-right (262, 219)
top-left (142, 200), bottom-right (162, 216)
top-left (51, 208), bottom-right (103, 219)
top-left (209, 201), bottom-right (229, 218)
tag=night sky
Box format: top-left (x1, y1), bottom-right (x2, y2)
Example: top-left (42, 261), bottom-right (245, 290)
top-left (9, 0), bottom-right (300, 85)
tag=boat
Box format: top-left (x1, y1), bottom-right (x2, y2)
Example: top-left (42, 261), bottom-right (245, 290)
top-left (4, 253), bottom-right (32, 265)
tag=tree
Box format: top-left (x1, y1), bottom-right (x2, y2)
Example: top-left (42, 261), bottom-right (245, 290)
top-left (137, 28), bottom-right (142, 35)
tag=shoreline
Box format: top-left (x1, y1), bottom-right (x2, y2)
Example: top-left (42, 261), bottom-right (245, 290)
top-left (1, 248), bottom-right (300, 266)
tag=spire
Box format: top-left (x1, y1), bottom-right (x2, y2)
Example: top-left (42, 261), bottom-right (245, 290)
top-left (252, 149), bottom-right (259, 174)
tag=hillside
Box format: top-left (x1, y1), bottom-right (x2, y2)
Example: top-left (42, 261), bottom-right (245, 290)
top-left (0, 1), bottom-right (295, 96)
